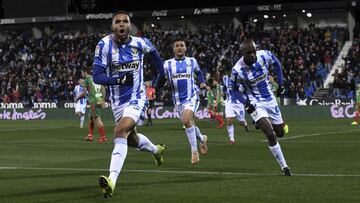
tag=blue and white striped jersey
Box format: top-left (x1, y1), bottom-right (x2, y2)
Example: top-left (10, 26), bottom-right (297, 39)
top-left (232, 50), bottom-right (279, 103)
top-left (164, 57), bottom-right (201, 105)
top-left (223, 75), bottom-right (240, 104)
top-left (93, 34), bottom-right (155, 105)
top-left (74, 84), bottom-right (87, 105)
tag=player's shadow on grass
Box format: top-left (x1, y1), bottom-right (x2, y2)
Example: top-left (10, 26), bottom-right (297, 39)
top-left (0, 184), bottom-right (99, 199)
top-left (0, 171), bottom-right (97, 181)
top-left (118, 174), bottom-right (261, 191)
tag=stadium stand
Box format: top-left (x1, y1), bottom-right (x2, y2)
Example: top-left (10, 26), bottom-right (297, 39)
top-left (0, 20), bottom-right (354, 105)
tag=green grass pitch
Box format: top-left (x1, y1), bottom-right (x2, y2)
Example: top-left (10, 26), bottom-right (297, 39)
top-left (0, 117), bottom-right (360, 203)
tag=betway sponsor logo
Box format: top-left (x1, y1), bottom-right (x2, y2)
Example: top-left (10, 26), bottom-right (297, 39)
top-left (194, 8), bottom-right (219, 15)
top-left (113, 61), bottom-right (140, 72)
top-left (86, 13), bottom-right (113, 20)
top-left (249, 73), bottom-right (266, 84)
top-left (172, 73), bottom-right (191, 79)
top-left (152, 10), bottom-right (168, 17)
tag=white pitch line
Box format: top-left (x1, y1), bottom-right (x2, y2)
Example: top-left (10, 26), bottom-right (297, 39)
top-left (0, 126), bottom-right (74, 132)
top-left (0, 166), bottom-right (359, 177)
top-left (260, 129), bottom-right (360, 142)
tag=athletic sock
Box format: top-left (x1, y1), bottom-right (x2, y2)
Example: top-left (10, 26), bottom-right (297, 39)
top-left (194, 126), bottom-right (205, 143)
top-left (216, 115), bottom-right (224, 124)
top-left (185, 126), bottom-right (198, 152)
top-left (147, 113), bottom-right (152, 124)
top-left (355, 111), bottom-right (359, 122)
top-left (268, 142), bottom-right (288, 169)
top-left (98, 127), bottom-right (106, 137)
top-left (137, 133), bottom-right (157, 154)
top-left (89, 121), bottom-right (94, 136)
top-left (109, 138), bottom-right (128, 184)
top-left (80, 115), bottom-right (85, 127)
top-left (227, 124), bottom-right (235, 141)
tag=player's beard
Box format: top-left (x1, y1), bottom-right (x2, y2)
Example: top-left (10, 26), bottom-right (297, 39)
top-left (244, 56), bottom-right (257, 66)
top-left (116, 29), bottom-right (129, 43)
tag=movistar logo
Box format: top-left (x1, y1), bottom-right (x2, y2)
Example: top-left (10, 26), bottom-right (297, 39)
top-left (249, 73), bottom-right (267, 84)
top-left (113, 61), bottom-right (140, 72)
top-left (172, 73), bottom-right (191, 79)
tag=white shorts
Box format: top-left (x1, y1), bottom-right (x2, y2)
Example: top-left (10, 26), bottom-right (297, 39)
top-left (250, 99), bottom-right (283, 125)
top-left (225, 101), bottom-right (245, 121)
top-left (175, 95), bottom-right (200, 117)
top-left (75, 103), bottom-right (86, 114)
top-left (112, 99), bottom-right (148, 125)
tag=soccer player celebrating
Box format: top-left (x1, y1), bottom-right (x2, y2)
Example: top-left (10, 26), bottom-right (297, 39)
top-left (231, 39), bottom-right (292, 176)
top-left (92, 11), bottom-right (167, 199)
top-left (223, 72), bottom-right (249, 145)
top-left (351, 83), bottom-right (360, 125)
top-left (74, 69), bottom-right (107, 143)
top-left (73, 79), bottom-right (87, 129)
top-left (164, 38), bottom-right (208, 164)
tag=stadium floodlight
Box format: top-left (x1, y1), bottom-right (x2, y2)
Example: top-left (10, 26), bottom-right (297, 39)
top-left (263, 15), bottom-right (269, 19)
top-left (302, 9), bottom-right (306, 13)
top-left (253, 18), bottom-right (258, 23)
top-left (306, 12), bottom-right (312, 17)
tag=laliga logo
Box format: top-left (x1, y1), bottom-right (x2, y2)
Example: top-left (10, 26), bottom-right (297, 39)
top-left (330, 104), bottom-right (355, 118)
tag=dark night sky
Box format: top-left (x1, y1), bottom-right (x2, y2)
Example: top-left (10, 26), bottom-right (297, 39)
top-left (69, 0), bottom-right (342, 14)
top-left (0, 0), bottom-right (352, 18)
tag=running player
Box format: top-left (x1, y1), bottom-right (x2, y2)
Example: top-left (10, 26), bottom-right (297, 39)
top-left (164, 38), bottom-right (208, 164)
top-left (231, 39), bottom-right (292, 176)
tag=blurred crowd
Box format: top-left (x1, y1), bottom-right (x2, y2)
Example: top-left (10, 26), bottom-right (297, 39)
top-left (0, 30), bottom-right (103, 105)
top-left (143, 23), bottom-right (347, 103)
top-left (0, 20), bottom-right (355, 106)
top-left (333, 23), bottom-right (360, 99)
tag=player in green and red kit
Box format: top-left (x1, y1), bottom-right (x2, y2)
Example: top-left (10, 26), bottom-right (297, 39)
top-left (75, 68), bottom-right (108, 142)
top-left (206, 85), bottom-right (215, 120)
top-left (351, 83), bottom-right (360, 125)
top-left (213, 80), bottom-right (225, 129)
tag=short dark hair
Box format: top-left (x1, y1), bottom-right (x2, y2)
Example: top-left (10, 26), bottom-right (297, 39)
top-left (84, 66), bottom-right (92, 74)
top-left (113, 10), bottom-right (129, 19)
top-left (173, 38), bottom-right (185, 44)
top-left (240, 38), bottom-right (255, 51)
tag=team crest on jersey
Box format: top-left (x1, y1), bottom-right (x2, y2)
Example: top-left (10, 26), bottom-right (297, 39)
top-left (186, 61), bottom-right (191, 67)
top-left (95, 45), bottom-right (100, 57)
top-left (131, 47), bottom-right (138, 54)
top-left (258, 59), bottom-right (265, 67)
